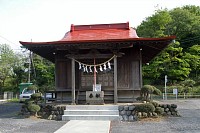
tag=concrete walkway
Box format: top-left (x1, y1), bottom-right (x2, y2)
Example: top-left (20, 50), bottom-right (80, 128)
top-left (54, 120), bottom-right (110, 133)
top-left (0, 99), bottom-right (7, 102)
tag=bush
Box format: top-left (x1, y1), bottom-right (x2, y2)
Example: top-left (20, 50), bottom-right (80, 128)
top-left (141, 85), bottom-right (161, 100)
top-left (141, 85), bottom-right (154, 94)
top-left (25, 100), bottom-right (35, 105)
top-left (135, 103), bottom-right (155, 113)
top-left (151, 101), bottom-right (159, 107)
top-left (27, 85), bottom-right (38, 90)
top-left (27, 104), bottom-right (40, 116)
top-left (31, 93), bottom-right (42, 104)
top-left (136, 97), bottom-right (145, 101)
top-left (31, 93), bottom-right (42, 100)
top-left (153, 87), bottom-right (162, 95)
top-left (155, 107), bottom-right (164, 115)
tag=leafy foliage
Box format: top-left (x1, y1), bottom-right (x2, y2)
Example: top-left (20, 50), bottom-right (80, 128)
top-left (27, 104), bottom-right (40, 116)
top-left (31, 93), bottom-right (42, 104)
top-left (155, 107), bottom-right (164, 115)
top-left (141, 85), bottom-right (162, 100)
top-left (184, 45), bottom-right (200, 78)
top-left (139, 5), bottom-right (200, 84)
top-left (135, 103), bottom-right (155, 113)
top-left (0, 44), bottom-right (26, 93)
top-left (27, 85), bottom-right (38, 90)
top-left (32, 54), bottom-right (55, 93)
top-left (151, 101), bottom-right (159, 107)
top-left (0, 44), bottom-right (55, 95)
top-left (137, 9), bottom-right (172, 38)
top-left (180, 79), bottom-right (196, 93)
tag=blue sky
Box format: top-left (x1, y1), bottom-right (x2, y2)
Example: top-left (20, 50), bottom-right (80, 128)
top-left (0, 0), bottom-right (200, 50)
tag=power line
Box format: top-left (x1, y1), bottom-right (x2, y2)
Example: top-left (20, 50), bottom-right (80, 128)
top-left (0, 35), bottom-right (19, 46)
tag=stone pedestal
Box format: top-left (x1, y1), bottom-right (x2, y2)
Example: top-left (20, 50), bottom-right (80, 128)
top-left (86, 91), bottom-right (104, 105)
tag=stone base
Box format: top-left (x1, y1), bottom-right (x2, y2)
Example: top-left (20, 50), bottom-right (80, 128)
top-left (86, 91), bottom-right (104, 105)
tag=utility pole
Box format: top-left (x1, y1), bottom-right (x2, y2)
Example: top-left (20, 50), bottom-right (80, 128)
top-left (28, 39), bottom-right (32, 83)
top-left (165, 75), bottom-right (167, 100)
top-left (28, 51), bottom-right (31, 83)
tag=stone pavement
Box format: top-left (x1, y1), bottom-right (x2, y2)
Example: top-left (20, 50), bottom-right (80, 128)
top-left (54, 120), bottom-right (110, 133)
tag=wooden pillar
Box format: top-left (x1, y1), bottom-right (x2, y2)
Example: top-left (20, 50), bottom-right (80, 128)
top-left (139, 48), bottom-right (143, 88)
top-left (114, 56), bottom-right (118, 104)
top-left (71, 58), bottom-right (76, 105)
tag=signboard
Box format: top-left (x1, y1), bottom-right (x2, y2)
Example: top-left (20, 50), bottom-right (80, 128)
top-left (173, 88), bottom-right (178, 100)
top-left (173, 89), bottom-right (178, 95)
top-left (165, 75), bottom-right (168, 83)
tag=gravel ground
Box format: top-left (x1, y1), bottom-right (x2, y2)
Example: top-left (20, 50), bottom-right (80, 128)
top-left (1, 100), bottom-right (200, 133)
top-left (110, 99), bottom-right (200, 133)
top-left (0, 102), bottom-right (67, 133)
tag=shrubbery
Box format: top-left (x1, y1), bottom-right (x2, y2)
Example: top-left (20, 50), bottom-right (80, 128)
top-left (25, 100), bottom-right (34, 105)
top-left (151, 101), bottom-right (159, 107)
top-left (155, 107), bottom-right (164, 115)
top-left (140, 85), bottom-right (162, 101)
top-left (135, 103), bottom-right (155, 113)
top-left (21, 85), bottom-right (43, 117)
top-left (31, 93), bottom-right (43, 104)
top-left (27, 85), bottom-right (38, 90)
top-left (27, 104), bottom-right (40, 116)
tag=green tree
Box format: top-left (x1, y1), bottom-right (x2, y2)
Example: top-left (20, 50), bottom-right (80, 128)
top-left (180, 79), bottom-right (196, 94)
top-left (137, 9), bottom-right (172, 38)
top-left (0, 44), bottom-right (30, 94)
top-left (0, 44), bottom-right (16, 92)
top-left (163, 42), bottom-right (191, 82)
top-left (184, 45), bottom-right (200, 78)
top-left (10, 52), bottom-right (28, 93)
top-left (32, 54), bottom-right (55, 92)
top-left (182, 5), bottom-right (200, 17)
top-left (139, 6), bottom-right (200, 84)
top-left (168, 7), bottom-right (200, 49)
top-left (143, 42), bottom-right (191, 84)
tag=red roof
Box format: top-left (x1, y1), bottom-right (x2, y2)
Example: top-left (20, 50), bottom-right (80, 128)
top-left (19, 22), bottom-right (176, 63)
top-left (61, 22), bottom-right (138, 42)
top-left (20, 22), bottom-right (175, 45)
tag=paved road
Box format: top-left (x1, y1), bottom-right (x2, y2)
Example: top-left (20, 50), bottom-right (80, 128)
top-left (110, 99), bottom-right (200, 133)
top-left (0, 102), bottom-right (66, 133)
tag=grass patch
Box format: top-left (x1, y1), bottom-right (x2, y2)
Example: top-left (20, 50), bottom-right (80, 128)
top-left (7, 98), bottom-right (19, 103)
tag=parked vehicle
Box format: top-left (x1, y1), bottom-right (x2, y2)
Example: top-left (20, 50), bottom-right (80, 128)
top-left (19, 88), bottom-right (36, 102)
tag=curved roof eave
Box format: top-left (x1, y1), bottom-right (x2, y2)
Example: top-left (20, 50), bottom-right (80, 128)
top-left (19, 35), bottom-right (176, 46)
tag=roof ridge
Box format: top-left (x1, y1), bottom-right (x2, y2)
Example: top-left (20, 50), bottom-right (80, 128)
top-left (70, 22), bottom-right (129, 32)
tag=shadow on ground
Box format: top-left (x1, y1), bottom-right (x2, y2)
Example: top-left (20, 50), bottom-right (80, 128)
top-left (0, 102), bottom-right (23, 119)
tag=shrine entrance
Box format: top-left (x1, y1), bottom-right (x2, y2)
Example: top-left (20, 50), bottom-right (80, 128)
top-left (73, 54), bottom-right (116, 104)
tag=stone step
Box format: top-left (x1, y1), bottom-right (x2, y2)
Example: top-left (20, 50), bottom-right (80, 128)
top-left (65, 105), bottom-right (118, 110)
top-left (62, 105), bottom-right (119, 121)
top-left (62, 115), bottom-right (119, 121)
top-left (64, 110), bottom-right (119, 115)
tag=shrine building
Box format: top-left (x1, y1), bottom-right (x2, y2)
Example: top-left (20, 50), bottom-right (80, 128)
top-left (20, 22), bottom-right (175, 104)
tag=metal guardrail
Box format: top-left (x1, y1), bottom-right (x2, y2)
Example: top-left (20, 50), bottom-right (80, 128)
top-left (152, 93), bottom-right (200, 100)
top-left (0, 93), bottom-right (18, 100)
